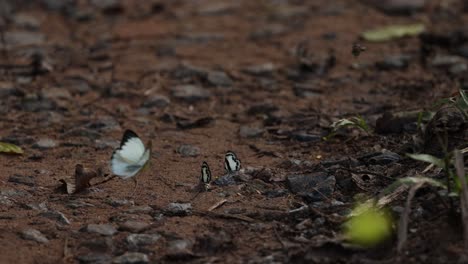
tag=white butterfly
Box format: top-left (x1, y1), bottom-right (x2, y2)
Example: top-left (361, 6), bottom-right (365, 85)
top-left (200, 161), bottom-right (212, 184)
top-left (224, 151), bottom-right (241, 174)
top-left (111, 130), bottom-right (151, 194)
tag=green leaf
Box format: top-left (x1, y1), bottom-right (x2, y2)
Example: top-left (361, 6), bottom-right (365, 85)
top-left (406, 153), bottom-right (445, 168)
top-left (362, 24), bottom-right (425, 42)
top-left (344, 203), bottom-right (393, 247)
top-left (0, 142), bottom-right (24, 154)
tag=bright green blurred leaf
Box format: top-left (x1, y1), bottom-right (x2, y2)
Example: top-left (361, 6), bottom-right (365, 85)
top-left (344, 203), bottom-right (393, 247)
top-left (362, 24), bottom-right (425, 42)
top-left (0, 142), bottom-right (23, 154)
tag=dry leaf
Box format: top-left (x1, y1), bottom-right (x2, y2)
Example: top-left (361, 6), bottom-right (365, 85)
top-left (0, 142), bottom-right (24, 154)
top-left (60, 164), bottom-right (101, 194)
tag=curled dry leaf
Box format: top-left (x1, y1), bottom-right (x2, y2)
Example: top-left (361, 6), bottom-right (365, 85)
top-left (59, 164), bottom-right (101, 194)
top-left (0, 142), bottom-right (24, 154)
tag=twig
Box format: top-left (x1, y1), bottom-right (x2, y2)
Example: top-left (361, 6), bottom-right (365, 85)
top-left (91, 175), bottom-right (117, 187)
top-left (208, 199), bottom-right (227, 211)
top-left (398, 181), bottom-right (424, 254)
top-left (455, 150), bottom-right (468, 251)
top-left (192, 210), bottom-right (255, 223)
top-left (273, 226), bottom-right (286, 249)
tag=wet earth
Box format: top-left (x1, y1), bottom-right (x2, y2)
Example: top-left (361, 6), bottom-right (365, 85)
top-left (1, 0), bottom-right (468, 263)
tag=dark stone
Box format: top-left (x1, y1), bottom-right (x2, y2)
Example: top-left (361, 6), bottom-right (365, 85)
top-left (368, 152), bottom-right (401, 165)
top-left (164, 203), bottom-right (192, 216)
top-left (118, 221), bottom-right (151, 233)
top-left (8, 174), bottom-right (35, 186)
top-left (375, 55), bottom-right (410, 70)
top-left (76, 253), bottom-right (111, 264)
top-left (177, 144), bottom-right (200, 157)
top-left (287, 172), bottom-right (336, 202)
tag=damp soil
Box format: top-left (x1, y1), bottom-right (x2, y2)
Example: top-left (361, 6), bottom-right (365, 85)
top-left (0, 1), bottom-right (468, 263)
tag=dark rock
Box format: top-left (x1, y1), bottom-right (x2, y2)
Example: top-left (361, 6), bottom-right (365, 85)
top-left (33, 138), bottom-right (58, 149)
top-left (206, 71), bottom-right (232, 87)
top-left (171, 85), bottom-right (211, 102)
top-left (375, 112), bottom-right (418, 134)
top-left (176, 117), bottom-right (215, 129)
top-left (263, 189), bottom-right (288, 198)
top-left (212, 174), bottom-right (236, 186)
top-left (239, 126), bottom-right (264, 138)
top-left (287, 172), bottom-right (336, 202)
top-left (84, 224), bottom-right (117, 236)
top-left (8, 174), bottom-right (35, 186)
top-left (118, 221), bottom-right (150, 233)
top-left (423, 106), bottom-right (468, 156)
top-left (81, 237), bottom-right (113, 252)
top-left (113, 252), bottom-right (149, 264)
top-left (177, 144), bottom-right (200, 157)
top-left (21, 228), bottom-right (49, 243)
top-left (247, 103), bottom-right (279, 116)
top-left (164, 203), bottom-right (192, 216)
top-left (76, 253), bottom-right (111, 264)
top-left (368, 152), bottom-right (401, 165)
top-left (375, 55), bottom-right (410, 70)
top-left (126, 233), bottom-right (161, 247)
top-left (142, 95), bottom-right (170, 108)
top-left (91, 0), bottom-right (122, 13)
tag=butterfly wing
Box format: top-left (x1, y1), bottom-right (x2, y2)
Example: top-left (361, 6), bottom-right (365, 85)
top-left (201, 161), bottom-right (211, 184)
top-left (111, 130), bottom-right (148, 178)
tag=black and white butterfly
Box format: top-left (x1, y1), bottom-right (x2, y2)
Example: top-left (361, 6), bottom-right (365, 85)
top-left (111, 130), bottom-right (151, 194)
top-left (200, 161), bottom-right (212, 184)
top-left (224, 150), bottom-right (241, 174)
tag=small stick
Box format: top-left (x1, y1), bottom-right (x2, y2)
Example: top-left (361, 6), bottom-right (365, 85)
top-left (91, 175), bottom-right (117, 187)
top-left (208, 199), bottom-right (227, 211)
top-left (455, 150), bottom-right (468, 251)
top-left (398, 181), bottom-right (424, 254)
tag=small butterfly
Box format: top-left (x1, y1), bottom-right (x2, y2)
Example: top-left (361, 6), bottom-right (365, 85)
top-left (224, 150), bottom-right (241, 174)
top-left (111, 130), bottom-right (151, 195)
top-left (200, 161), bottom-right (212, 184)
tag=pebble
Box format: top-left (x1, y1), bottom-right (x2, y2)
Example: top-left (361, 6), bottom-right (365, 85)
top-left (368, 151), bottom-right (401, 165)
top-left (13, 13), bottom-right (40, 29)
top-left (76, 253), bottom-right (111, 264)
top-left (206, 71), bottom-right (233, 87)
top-left (375, 55), bottom-right (410, 70)
top-left (449, 63), bottom-right (467, 75)
top-left (107, 199), bottom-right (132, 208)
top-left (8, 174), bottom-right (35, 186)
top-left (177, 144), bottom-right (200, 157)
top-left (126, 233), bottom-right (161, 247)
top-left (119, 221), bottom-right (150, 233)
top-left (164, 203), bottom-right (192, 216)
top-left (85, 224), bottom-right (117, 236)
top-left (293, 82), bottom-right (322, 98)
top-left (239, 126), bottom-right (264, 138)
top-left (21, 228), bottom-right (49, 244)
top-left (167, 239), bottom-right (193, 258)
top-left (141, 95), bottom-right (170, 108)
top-left (33, 138), bottom-right (58, 149)
top-left (113, 252), bottom-right (149, 264)
top-left (430, 55), bottom-right (463, 67)
top-left (125, 205), bottom-right (153, 214)
top-left (243, 63), bottom-right (276, 76)
top-left (171, 85), bottom-right (211, 102)
top-left (4, 31), bottom-right (45, 46)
